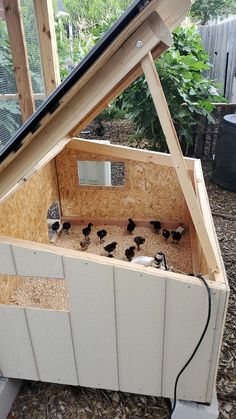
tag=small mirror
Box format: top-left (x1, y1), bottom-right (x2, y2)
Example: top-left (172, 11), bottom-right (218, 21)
top-left (77, 161), bottom-right (125, 186)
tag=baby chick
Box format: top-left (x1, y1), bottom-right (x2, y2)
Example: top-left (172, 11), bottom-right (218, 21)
top-left (127, 218), bottom-right (136, 234)
top-left (80, 237), bottom-right (91, 251)
top-left (104, 241), bottom-right (117, 256)
top-left (125, 246), bottom-right (135, 261)
top-left (97, 229), bottom-right (107, 243)
top-left (150, 220), bottom-right (161, 233)
top-left (94, 118), bottom-right (105, 136)
top-left (171, 231), bottom-right (182, 243)
top-left (62, 221), bottom-right (71, 233)
top-left (82, 223), bottom-right (93, 238)
top-left (162, 229), bottom-right (170, 241)
top-left (134, 236), bottom-right (145, 250)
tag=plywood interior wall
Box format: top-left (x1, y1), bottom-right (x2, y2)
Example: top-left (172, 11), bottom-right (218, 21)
top-left (0, 161), bottom-right (59, 243)
top-left (56, 147), bottom-right (189, 222)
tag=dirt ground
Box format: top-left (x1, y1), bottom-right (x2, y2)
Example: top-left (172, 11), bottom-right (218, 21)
top-left (9, 120), bottom-right (236, 419)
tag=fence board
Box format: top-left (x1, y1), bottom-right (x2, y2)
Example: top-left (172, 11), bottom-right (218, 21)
top-left (0, 243), bottom-right (16, 275)
top-left (115, 267), bottom-right (165, 396)
top-left (0, 306), bottom-right (38, 380)
top-left (26, 308), bottom-right (78, 385)
top-left (11, 245), bottom-right (64, 278)
top-left (63, 257), bottom-right (118, 390)
top-left (198, 18), bottom-right (236, 99)
top-left (162, 278), bottom-right (220, 403)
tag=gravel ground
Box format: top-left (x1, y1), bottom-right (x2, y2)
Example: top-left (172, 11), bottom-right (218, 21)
top-left (9, 120), bottom-right (236, 418)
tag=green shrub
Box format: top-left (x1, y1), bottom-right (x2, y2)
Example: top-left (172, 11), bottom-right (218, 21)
top-left (119, 25), bottom-right (226, 153)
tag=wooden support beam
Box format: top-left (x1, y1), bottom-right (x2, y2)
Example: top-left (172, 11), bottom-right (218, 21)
top-left (3, 0), bottom-right (35, 121)
top-left (69, 138), bottom-right (195, 171)
top-left (33, 0), bottom-right (61, 95)
top-left (141, 51), bottom-right (219, 274)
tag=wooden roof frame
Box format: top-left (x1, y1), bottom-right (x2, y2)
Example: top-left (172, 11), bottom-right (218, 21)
top-left (0, 0), bottom-right (219, 273)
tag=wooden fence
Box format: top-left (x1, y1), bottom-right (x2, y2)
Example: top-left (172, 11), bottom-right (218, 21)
top-left (198, 18), bottom-right (236, 100)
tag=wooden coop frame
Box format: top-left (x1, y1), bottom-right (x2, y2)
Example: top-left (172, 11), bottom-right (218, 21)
top-left (0, 0), bottom-right (229, 406)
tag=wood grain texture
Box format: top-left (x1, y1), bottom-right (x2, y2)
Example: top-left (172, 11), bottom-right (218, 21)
top-left (0, 161), bottom-right (59, 244)
top-left (3, 0), bottom-right (34, 120)
top-left (56, 147), bottom-right (187, 222)
top-left (115, 266), bottom-right (165, 396)
top-left (0, 306), bottom-right (38, 380)
top-left (11, 245), bottom-right (64, 278)
top-left (141, 52), bottom-right (219, 274)
top-left (162, 278), bottom-right (220, 402)
top-left (33, 0), bottom-right (61, 95)
top-left (69, 139), bottom-right (195, 170)
top-left (63, 256), bottom-right (118, 390)
top-left (0, 18), bottom-right (166, 202)
top-left (26, 308), bottom-right (78, 385)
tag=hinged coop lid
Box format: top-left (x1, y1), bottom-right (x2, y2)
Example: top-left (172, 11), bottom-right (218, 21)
top-left (0, 0), bottom-right (219, 274)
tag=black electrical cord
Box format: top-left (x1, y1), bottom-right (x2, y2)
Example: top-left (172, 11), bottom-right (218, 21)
top-left (169, 274), bottom-right (212, 418)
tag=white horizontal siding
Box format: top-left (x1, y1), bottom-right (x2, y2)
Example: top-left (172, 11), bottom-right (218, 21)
top-left (11, 245), bottom-right (64, 278)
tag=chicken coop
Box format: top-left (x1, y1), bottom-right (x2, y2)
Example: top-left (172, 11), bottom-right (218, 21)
top-left (0, 0), bottom-right (229, 408)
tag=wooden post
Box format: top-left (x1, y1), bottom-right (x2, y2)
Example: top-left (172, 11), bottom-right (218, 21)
top-left (141, 51), bottom-right (219, 274)
top-left (33, 0), bottom-right (61, 95)
top-left (3, 0), bottom-right (35, 121)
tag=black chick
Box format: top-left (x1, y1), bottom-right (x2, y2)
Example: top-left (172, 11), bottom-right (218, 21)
top-left (104, 241), bottom-right (117, 256)
top-left (125, 246), bottom-right (135, 261)
top-left (94, 118), bottom-right (105, 136)
top-left (51, 221), bottom-right (60, 231)
top-left (134, 236), bottom-right (145, 250)
top-left (97, 229), bottom-right (107, 243)
top-left (82, 223), bottom-right (93, 238)
top-left (162, 229), bottom-right (170, 241)
top-left (150, 220), bottom-right (162, 233)
top-left (127, 218), bottom-right (136, 234)
top-left (171, 230), bottom-right (182, 243)
top-left (62, 221), bottom-right (71, 233)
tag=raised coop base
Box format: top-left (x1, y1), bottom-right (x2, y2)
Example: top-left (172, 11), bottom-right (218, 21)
top-left (0, 377), bottom-right (22, 419)
top-left (171, 388), bottom-right (219, 419)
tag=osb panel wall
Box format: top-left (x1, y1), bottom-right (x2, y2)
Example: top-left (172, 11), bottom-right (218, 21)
top-left (0, 161), bottom-right (59, 243)
top-left (56, 147), bottom-right (188, 222)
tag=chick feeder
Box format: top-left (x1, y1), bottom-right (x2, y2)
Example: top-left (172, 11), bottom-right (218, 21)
top-left (0, 1), bottom-right (229, 418)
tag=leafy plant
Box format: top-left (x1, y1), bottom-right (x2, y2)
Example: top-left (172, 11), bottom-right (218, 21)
top-left (190, 0), bottom-right (236, 24)
top-left (55, 0), bottom-right (130, 79)
top-left (119, 25), bottom-right (226, 153)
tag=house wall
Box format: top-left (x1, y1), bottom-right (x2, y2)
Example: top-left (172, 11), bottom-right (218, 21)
top-left (0, 161), bottom-right (59, 243)
top-left (56, 147), bottom-right (188, 222)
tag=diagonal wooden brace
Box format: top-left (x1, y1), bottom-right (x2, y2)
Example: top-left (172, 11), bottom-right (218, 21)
top-left (141, 51), bottom-right (219, 274)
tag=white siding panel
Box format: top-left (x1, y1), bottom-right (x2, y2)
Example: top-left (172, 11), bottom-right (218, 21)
top-left (0, 306), bottom-right (38, 380)
top-left (0, 243), bottom-right (16, 275)
top-left (63, 257), bottom-right (118, 390)
top-left (12, 246), bottom-right (64, 278)
top-left (115, 267), bottom-right (165, 396)
top-left (26, 308), bottom-right (78, 385)
top-left (162, 279), bottom-right (220, 402)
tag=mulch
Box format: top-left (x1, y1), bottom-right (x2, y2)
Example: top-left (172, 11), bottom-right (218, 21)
top-left (9, 120), bottom-right (236, 418)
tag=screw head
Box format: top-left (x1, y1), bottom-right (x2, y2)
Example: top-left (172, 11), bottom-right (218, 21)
top-left (135, 40), bottom-right (143, 48)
